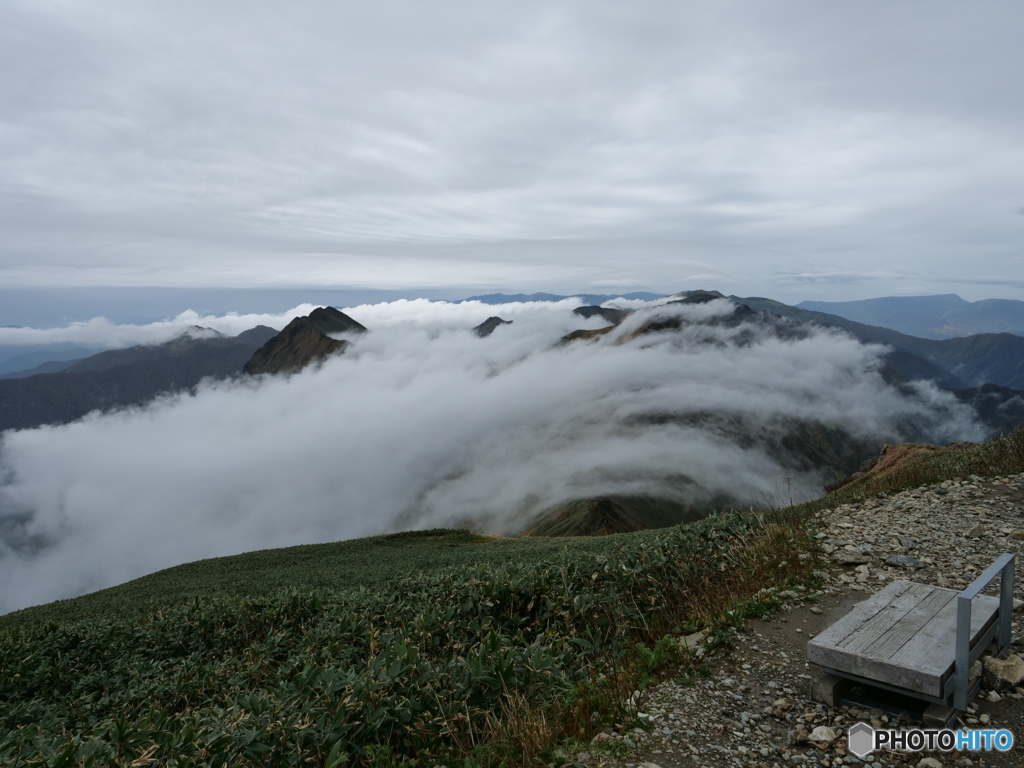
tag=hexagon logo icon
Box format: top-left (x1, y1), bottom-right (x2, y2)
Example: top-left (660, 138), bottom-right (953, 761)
top-left (848, 722), bottom-right (874, 757)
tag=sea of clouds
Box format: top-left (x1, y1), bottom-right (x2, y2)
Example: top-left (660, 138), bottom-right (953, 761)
top-left (0, 298), bottom-right (985, 614)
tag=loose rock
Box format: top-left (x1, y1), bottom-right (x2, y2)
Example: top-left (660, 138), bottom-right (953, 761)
top-left (885, 554), bottom-right (926, 569)
top-left (982, 654), bottom-right (1024, 690)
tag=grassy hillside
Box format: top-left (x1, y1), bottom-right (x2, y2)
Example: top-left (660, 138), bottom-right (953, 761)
top-left (0, 516), bottom-right (817, 768)
top-left (0, 531), bottom-right (629, 632)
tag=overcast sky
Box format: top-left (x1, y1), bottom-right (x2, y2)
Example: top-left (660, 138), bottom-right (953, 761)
top-left (3, 1), bottom-right (1023, 307)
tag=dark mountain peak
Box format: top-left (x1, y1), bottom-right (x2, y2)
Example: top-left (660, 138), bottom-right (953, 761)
top-left (669, 289), bottom-right (726, 303)
top-left (306, 306), bottom-right (367, 336)
top-left (181, 325), bottom-right (225, 339)
top-left (165, 326), bottom-right (227, 354)
top-left (573, 306), bottom-right (630, 325)
top-left (473, 317), bottom-right (512, 337)
top-left (243, 308), bottom-right (366, 376)
top-left (234, 325), bottom-right (280, 346)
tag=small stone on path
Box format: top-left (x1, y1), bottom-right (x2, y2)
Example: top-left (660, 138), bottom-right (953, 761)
top-left (885, 554), bottom-right (926, 569)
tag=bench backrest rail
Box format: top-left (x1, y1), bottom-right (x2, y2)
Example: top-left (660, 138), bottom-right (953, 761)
top-left (954, 552), bottom-right (1015, 711)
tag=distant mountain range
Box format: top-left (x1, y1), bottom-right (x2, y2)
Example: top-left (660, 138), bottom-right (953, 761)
top-left (734, 296), bottom-right (1024, 391)
top-left (797, 294), bottom-right (1024, 339)
top-left (0, 356), bottom-right (82, 379)
top-left (0, 326), bottom-right (277, 433)
top-left (0, 346), bottom-right (102, 377)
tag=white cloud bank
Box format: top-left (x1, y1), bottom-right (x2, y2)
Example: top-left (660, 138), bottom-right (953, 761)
top-left (0, 299), bottom-right (984, 614)
top-left (0, 296), bottom-right (629, 349)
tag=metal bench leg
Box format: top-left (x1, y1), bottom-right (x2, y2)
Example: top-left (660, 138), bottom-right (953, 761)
top-left (999, 558), bottom-right (1015, 656)
top-left (955, 595), bottom-right (971, 711)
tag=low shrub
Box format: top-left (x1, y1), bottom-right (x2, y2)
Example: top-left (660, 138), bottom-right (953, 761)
top-left (0, 512), bottom-right (816, 767)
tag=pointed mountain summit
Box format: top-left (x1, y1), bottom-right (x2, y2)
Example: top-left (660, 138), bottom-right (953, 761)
top-left (304, 306), bottom-right (368, 336)
top-left (473, 316), bottom-right (512, 337)
top-left (244, 307), bottom-right (366, 375)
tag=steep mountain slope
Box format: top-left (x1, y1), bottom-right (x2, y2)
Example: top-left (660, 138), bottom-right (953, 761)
top-left (798, 294), bottom-right (1024, 339)
top-left (0, 326), bottom-right (278, 433)
top-left (243, 306), bottom-right (366, 375)
top-left (952, 384), bottom-right (1024, 437)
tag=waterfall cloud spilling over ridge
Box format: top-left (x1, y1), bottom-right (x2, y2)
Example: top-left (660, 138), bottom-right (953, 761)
top-left (0, 298), bottom-right (984, 614)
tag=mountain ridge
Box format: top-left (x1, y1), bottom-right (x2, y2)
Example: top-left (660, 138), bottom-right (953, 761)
top-left (797, 293), bottom-right (1024, 339)
top-left (0, 326), bottom-right (278, 433)
top-left (735, 296), bottom-right (1024, 390)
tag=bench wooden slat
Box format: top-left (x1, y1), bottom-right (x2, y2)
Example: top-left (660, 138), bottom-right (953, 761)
top-left (807, 581), bottom-right (1002, 698)
top-left (839, 583), bottom-right (938, 654)
top-left (860, 588), bottom-right (958, 660)
top-left (891, 594), bottom-right (1000, 691)
top-left (809, 580), bottom-right (913, 649)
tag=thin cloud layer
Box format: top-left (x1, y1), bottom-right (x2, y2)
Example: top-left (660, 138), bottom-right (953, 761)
top-left (1, 2), bottom-right (1022, 300)
top-left (0, 299), bottom-right (984, 614)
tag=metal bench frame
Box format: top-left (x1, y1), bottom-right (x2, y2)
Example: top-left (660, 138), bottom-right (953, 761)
top-left (953, 552), bottom-right (1015, 710)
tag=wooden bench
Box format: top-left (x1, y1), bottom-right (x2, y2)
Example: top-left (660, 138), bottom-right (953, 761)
top-left (807, 553), bottom-right (1015, 722)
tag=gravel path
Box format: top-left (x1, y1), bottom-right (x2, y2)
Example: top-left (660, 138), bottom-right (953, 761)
top-left (575, 472), bottom-right (1024, 768)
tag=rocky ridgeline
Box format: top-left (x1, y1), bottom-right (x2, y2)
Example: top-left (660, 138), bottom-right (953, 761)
top-left (820, 474), bottom-right (1024, 595)
top-left (574, 472), bottom-right (1024, 768)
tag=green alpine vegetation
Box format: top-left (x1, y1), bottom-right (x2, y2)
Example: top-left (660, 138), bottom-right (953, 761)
top-left (0, 515), bottom-right (818, 768)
